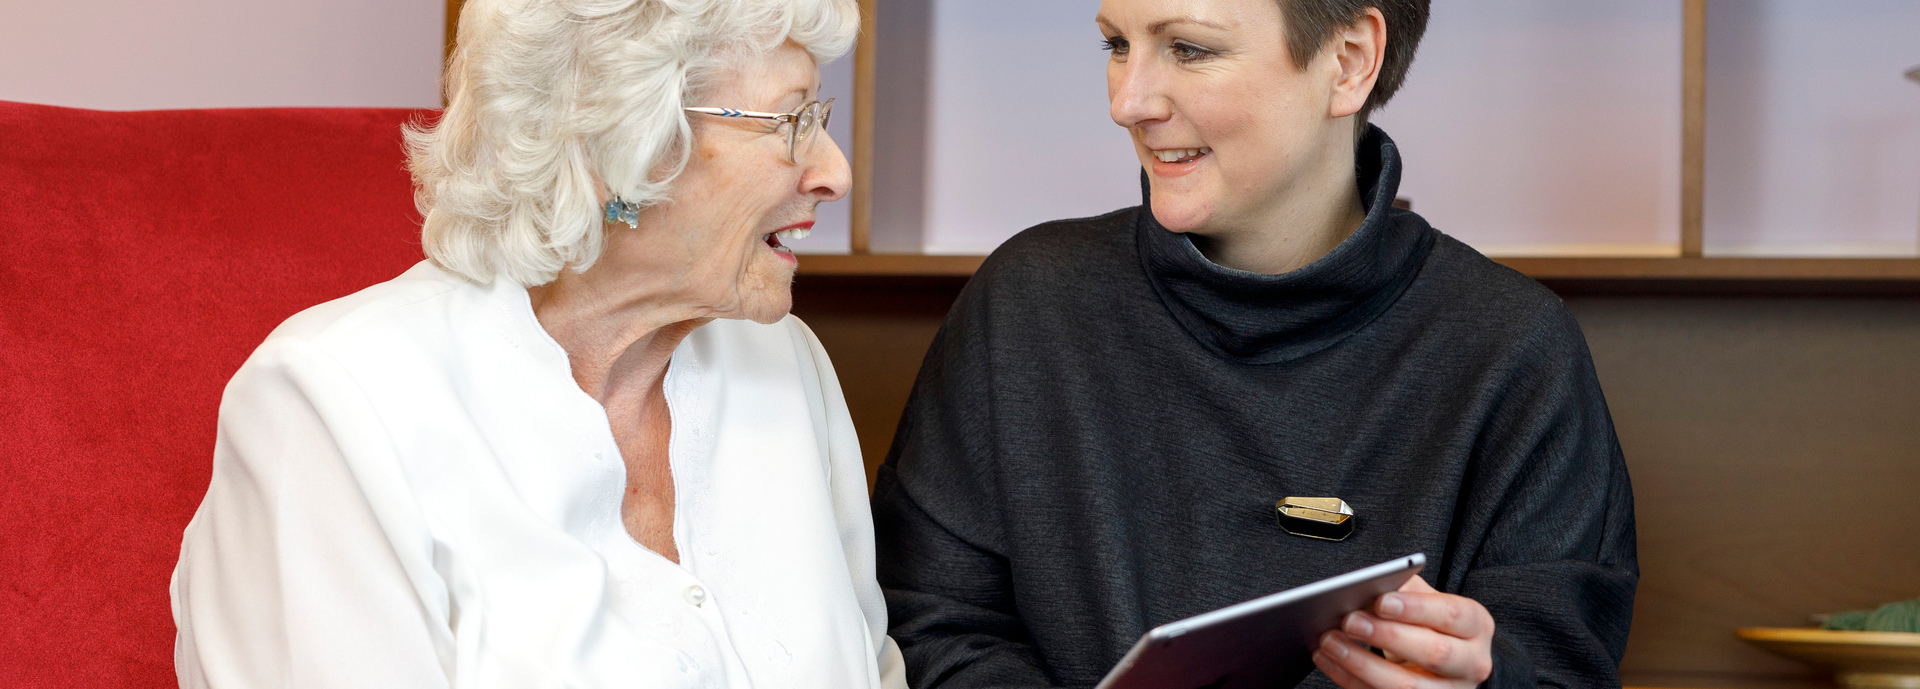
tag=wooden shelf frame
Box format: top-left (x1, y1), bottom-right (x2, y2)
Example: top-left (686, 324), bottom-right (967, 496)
top-left (445, 0), bottom-right (463, 77)
top-left (795, 254), bottom-right (1920, 293)
top-left (1681, 0), bottom-right (1707, 258)
top-left (850, 0), bottom-right (878, 254)
top-left (795, 254), bottom-right (1920, 281)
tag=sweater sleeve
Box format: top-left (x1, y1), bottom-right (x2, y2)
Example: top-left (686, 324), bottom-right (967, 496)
top-left (1449, 310), bottom-right (1639, 689)
top-left (873, 467), bottom-right (1058, 688)
top-left (872, 283), bottom-right (1063, 689)
top-left (171, 338), bottom-right (453, 688)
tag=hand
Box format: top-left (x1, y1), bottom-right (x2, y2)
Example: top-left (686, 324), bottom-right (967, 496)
top-left (1312, 576), bottom-right (1495, 689)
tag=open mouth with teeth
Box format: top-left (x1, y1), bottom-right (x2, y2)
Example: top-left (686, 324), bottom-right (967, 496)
top-left (1153, 147), bottom-right (1212, 164)
top-left (765, 225), bottom-right (810, 254)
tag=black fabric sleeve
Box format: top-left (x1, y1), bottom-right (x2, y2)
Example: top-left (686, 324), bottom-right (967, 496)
top-left (873, 278), bottom-right (1063, 689)
top-left (873, 466), bottom-right (1058, 688)
top-left (1449, 308), bottom-right (1639, 689)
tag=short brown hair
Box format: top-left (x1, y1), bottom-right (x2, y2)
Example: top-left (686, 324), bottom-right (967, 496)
top-left (1278, 0), bottom-right (1429, 121)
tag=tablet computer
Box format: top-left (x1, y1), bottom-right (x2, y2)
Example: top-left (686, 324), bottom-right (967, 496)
top-left (1095, 554), bottom-right (1426, 689)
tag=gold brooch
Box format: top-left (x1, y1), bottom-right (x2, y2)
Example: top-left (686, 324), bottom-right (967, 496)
top-left (1276, 497), bottom-right (1355, 541)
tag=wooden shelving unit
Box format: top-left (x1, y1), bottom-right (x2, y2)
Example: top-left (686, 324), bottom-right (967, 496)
top-left (815, 0), bottom-right (1920, 289)
top-left (795, 253), bottom-right (1920, 294)
top-left (1498, 256), bottom-right (1920, 281)
top-left (796, 254), bottom-right (1920, 281)
top-left (444, 0), bottom-right (1920, 291)
top-left (798, 253), bottom-right (1920, 280)
top-left (796, 253), bottom-right (981, 277)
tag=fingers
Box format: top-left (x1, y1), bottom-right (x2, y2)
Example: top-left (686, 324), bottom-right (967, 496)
top-left (1337, 580), bottom-right (1495, 685)
top-left (1312, 638), bottom-right (1377, 689)
top-left (1340, 611), bottom-right (1492, 682)
top-left (1315, 630), bottom-right (1439, 689)
top-left (1372, 589), bottom-right (1492, 641)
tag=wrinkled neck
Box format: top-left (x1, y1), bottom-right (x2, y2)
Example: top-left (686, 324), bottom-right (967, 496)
top-left (527, 274), bottom-right (709, 408)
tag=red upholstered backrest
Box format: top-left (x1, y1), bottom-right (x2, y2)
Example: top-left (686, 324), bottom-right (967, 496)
top-left (0, 101), bottom-right (431, 687)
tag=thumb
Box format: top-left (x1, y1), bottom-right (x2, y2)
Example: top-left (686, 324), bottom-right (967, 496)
top-left (1398, 575), bottom-right (1437, 594)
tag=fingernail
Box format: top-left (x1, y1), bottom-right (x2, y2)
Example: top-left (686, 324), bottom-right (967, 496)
top-left (1379, 593), bottom-right (1404, 617)
top-left (1322, 632), bottom-right (1349, 659)
top-left (1345, 613), bottom-right (1373, 638)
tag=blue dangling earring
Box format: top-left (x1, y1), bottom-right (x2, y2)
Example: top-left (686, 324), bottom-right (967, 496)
top-left (603, 196), bottom-right (640, 229)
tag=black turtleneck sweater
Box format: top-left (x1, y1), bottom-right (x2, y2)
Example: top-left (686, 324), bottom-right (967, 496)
top-left (871, 128), bottom-right (1637, 689)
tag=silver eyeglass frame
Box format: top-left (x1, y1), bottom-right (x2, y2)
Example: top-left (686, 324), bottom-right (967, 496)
top-left (684, 98), bottom-right (835, 165)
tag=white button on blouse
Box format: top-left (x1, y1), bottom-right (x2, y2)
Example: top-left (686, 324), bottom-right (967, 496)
top-left (171, 262), bottom-right (908, 689)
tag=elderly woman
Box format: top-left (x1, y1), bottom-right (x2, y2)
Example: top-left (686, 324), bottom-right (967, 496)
top-left (170, 0), bottom-right (906, 687)
top-left (873, 0), bottom-right (1636, 688)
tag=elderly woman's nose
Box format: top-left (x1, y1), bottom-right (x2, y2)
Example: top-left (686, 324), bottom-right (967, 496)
top-left (1108, 61), bottom-right (1170, 129)
top-left (803, 135), bottom-right (852, 202)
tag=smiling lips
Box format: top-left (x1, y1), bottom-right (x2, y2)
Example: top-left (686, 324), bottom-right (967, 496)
top-left (764, 222), bottom-right (812, 255)
top-left (1149, 146), bottom-right (1211, 178)
top-left (1152, 147), bottom-right (1211, 164)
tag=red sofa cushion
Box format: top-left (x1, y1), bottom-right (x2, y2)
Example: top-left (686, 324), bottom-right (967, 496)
top-left (0, 101), bottom-right (431, 687)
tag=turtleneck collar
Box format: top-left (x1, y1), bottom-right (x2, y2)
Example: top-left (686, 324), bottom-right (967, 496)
top-left (1137, 125), bottom-right (1435, 365)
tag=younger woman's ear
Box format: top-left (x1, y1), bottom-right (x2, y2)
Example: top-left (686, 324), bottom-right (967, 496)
top-left (1327, 7), bottom-right (1387, 119)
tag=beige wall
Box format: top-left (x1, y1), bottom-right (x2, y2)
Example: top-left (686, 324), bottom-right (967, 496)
top-left (0, 0), bottom-right (442, 110)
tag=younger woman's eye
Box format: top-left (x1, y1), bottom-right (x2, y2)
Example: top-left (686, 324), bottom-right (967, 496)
top-left (1171, 41), bottom-right (1217, 62)
top-left (1101, 37), bottom-right (1129, 56)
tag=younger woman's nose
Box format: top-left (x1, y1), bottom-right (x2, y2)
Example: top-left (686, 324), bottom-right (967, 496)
top-left (1109, 61), bottom-right (1171, 129)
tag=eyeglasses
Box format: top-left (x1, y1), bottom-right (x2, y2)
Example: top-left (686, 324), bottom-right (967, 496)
top-left (684, 98), bottom-right (834, 165)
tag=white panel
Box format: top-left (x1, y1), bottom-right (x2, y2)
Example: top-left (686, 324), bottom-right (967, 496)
top-left (1702, 0), bottom-right (1920, 257)
top-left (791, 53), bottom-right (858, 254)
top-left (922, 0), bottom-right (1141, 255)
top-left (1371, 0), bottom-right (1684, 257)
top-left (0, 0), bottom-right (442, 110)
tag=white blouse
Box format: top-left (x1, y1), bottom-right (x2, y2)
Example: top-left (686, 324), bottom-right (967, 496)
top-left (171, 262), bottom-right (908, 689)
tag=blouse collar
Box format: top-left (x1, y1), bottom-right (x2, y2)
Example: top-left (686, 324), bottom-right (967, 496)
top-left (1136, 125), bottom-right (1435, 365)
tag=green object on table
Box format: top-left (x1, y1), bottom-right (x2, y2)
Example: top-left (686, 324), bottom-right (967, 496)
top-left (1822, 598), bottom-right (1920, 632)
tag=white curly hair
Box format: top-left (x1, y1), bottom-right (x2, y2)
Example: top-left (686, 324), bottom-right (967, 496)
top-left (405, 0), bottom-right (859, 286)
